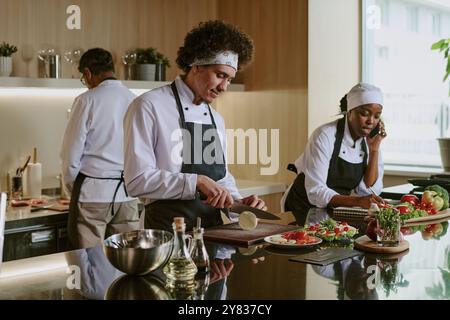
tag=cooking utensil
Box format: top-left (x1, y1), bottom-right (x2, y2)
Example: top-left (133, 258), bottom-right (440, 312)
top-left (20, 155), bottom-right (31, 174)
top-left (230, 203), bottom-right (281, 220)
top-left (104, 229), bottom-right (173, 275)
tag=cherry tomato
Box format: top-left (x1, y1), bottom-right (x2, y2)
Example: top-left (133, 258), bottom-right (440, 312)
top-left (396, 205), bottom-right (410, 215)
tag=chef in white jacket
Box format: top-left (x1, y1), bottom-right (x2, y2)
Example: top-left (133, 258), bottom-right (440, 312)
top-left (61, 48), bottom-right (139, 249)
top-left (123, 20), bottom-right (266, 231)
top-left (282, 83), bottom-right (386, 212)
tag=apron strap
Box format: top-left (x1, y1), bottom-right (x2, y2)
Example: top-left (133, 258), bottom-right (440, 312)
top-left (171, 81), bottom-right (220, 130)
top-left (171, 81), bottom-right (187, 130)
top-left (74, 172), bottom-right (126, 216)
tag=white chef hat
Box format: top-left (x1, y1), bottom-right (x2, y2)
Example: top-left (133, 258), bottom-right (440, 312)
top-left (190, 51), bottom-right (239, 70)
top-left (346, 83), bottom-right (384, 112)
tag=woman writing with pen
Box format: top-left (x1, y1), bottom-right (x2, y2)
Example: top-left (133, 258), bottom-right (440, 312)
top-left (281, 83), bottom-right (386, 212)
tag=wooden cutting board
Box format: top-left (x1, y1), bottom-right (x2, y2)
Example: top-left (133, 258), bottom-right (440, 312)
top-left (403, 208), bottom-right (450, 225)
top-left (203, 222), bottom-right (299, 246)
top-left (354, 235), bottom-right (409, 254)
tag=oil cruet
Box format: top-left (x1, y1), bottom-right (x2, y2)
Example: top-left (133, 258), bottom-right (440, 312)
top-left (163, 217), bottom-right (198, 293)
top-left (190, 217), bottom-right (210, 273)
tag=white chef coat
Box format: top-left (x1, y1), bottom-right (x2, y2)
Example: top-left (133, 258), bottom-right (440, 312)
top-left (123, 76), bottom-right (242, 205)
top-left (281, 118), bottom-right (384, 209)
top-left (60, 80), bottom-right (136, 202)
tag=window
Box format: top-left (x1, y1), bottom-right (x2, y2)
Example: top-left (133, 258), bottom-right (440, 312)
top-left (432, 12), bottom-right (441, 36)
top-left (406, 6), bottom-right (419, 33)
top-left (363, 0), bottom-right (450, 168)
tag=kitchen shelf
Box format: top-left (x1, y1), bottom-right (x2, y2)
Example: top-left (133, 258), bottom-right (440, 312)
top-left (0, 76), bottom-right (245, 91)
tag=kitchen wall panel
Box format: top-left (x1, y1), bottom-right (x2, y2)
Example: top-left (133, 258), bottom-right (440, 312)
top-left (0, 0), bottom-right (309, 191)
top-left (0, 0), bottom-right (217, 80)
top-left (218, 0), bottom-right (308, 91)
top-left (216, 89), bottom-right (308, 185)
top-left (216, 0), bottom-right (308, 186)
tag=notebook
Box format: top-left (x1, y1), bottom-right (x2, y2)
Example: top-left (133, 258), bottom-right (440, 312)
top-left (332, 206), bottom-right (368, 220)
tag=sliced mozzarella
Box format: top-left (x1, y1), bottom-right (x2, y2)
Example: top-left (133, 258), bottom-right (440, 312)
top-left (239, 211), bottom-right (258, 231)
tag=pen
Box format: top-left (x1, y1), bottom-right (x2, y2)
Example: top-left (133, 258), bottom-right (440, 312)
top-left (368, 186), bottom-right (386, 204)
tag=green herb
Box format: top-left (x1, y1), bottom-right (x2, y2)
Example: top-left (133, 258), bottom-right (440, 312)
top-left (135, 47), bottom-right (170, 67)
top-left (0, 42), bottom-right (18, 57)
top-left (377, 208), bottom-right (400, 242)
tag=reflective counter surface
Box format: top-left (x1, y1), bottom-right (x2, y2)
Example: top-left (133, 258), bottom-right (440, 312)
top-left (1, 208), bottom-right (449, 300)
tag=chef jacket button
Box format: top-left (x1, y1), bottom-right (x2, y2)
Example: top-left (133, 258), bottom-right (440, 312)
top-left (360, 154), bottom-right (363, 157)
top-left (185, 107), bottom-right (189, 111)
top-left (343, 151), bottom-right (345, 154)
top-left (204, 112), bottom-right (208, 116)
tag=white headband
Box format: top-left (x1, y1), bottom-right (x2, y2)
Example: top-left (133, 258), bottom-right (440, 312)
top-left (347, 83), bottom-right (384, 112)
top-left (190, 51), bottom-right (239, 70)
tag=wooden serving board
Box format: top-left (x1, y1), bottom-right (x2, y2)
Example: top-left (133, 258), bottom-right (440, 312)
top-left (354, 235), bottom-right (409, 254)
top-left (403, 208), bottom-right (450, 225)
top-left (203, 222), bottom-right (299, 247)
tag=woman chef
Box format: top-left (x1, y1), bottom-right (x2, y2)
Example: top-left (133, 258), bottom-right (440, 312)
top-left (123, 21), bottom-right (266, 231)
top-left (282, 83), bottom-right (386, 211)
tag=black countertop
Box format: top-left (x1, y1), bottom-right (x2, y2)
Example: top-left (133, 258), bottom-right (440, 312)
top-left (1, 207), bottom-right (449, 300)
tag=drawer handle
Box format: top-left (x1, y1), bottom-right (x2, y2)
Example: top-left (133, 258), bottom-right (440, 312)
top-left (31, 230), bottom-right (55, 243)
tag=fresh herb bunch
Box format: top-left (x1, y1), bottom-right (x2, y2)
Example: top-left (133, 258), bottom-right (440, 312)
top-left (0, 42), bottom-right (18, 57)
top-left (377, 208), bottom-right (401, 242)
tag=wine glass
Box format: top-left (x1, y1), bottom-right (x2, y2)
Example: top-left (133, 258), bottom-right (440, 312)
top-left (64, 47), bottom-right (84, 78)
top-left (122, 50), bottom-right (137, 80)
top-left (37, 47), bottom-right (56, 78)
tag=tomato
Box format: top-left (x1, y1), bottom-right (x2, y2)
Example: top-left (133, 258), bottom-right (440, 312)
top-left (308, 225), bottom-right (317, 231)
top-left (334, 227), bottom-right (340, 233)
top-left (343, 226), bottom-right (349, 232)
top-left (427, 208), bottom-right (437, 215)
top-left (400, 194), bottom-right (419, 206)
top-left (396, 205), bottom-right (410, 215)
top-left (297, 231), bottom-right (306, 239)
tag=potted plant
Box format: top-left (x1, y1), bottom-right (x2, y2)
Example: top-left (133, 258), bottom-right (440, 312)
top-left (431, 38), bottom-right (450, 171)
top-left (0, 42), bottom-right (18, 77)
top-left (155, 52), bottom-right (170, 81)
top-left (134, 48), bottom-right (170, 81)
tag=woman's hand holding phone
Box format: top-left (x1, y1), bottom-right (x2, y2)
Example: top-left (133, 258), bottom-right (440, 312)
top-left (367, 120), bottom-right (386, 151)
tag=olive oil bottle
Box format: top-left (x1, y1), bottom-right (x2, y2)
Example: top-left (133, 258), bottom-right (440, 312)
top-left (164, 217), bottom-right (198, 290)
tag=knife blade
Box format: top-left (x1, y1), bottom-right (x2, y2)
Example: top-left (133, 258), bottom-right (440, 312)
top-left (230, 203), bottom-right (281, 220)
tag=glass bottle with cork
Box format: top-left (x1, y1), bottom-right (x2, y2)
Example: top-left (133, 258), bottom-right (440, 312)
top-left (190, 217), bottom-right (210, 273)
top-left (163, 217), bottom-right (198, 290)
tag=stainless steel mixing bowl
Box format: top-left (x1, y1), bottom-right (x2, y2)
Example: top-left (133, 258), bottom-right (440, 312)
top-left (104, 229), bottom-right (173, 276)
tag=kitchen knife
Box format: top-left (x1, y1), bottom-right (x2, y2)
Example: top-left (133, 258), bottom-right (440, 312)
top-left (230, 203), bottom-right (281, 220)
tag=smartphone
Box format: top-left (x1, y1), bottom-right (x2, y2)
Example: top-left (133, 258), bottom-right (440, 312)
top-left (369, 123), bottom-right (381, 138)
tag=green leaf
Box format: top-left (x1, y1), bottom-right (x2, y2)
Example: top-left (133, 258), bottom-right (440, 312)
top-left (432, 39), bottom-right (447, 50)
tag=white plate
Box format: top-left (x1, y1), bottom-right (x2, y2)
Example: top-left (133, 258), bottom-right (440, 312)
top-left (264, 234), bottom-right (322, 249)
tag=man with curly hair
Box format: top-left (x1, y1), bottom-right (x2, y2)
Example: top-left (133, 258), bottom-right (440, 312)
top-left (123, 20), bottom-right (266, 231)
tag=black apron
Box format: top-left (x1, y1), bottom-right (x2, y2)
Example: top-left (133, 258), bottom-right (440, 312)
top-left (284, 116), bottom-right (368, 211)
top-left (67, 76), bottom-right (129, 249)
top-left (144, 81), bottom-right (227, 231)
top-left (67, 171), bottom-right (128, 249)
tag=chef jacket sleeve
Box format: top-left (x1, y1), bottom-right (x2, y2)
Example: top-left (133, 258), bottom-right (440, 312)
top-left (302, 129), bottom-right (340, 208)
top-left (123, 97), bottom-right (197, 200)
top-left (354, 149), bottom-right (384, 195)
top-left (60, 95), bottom-right (90, 193)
